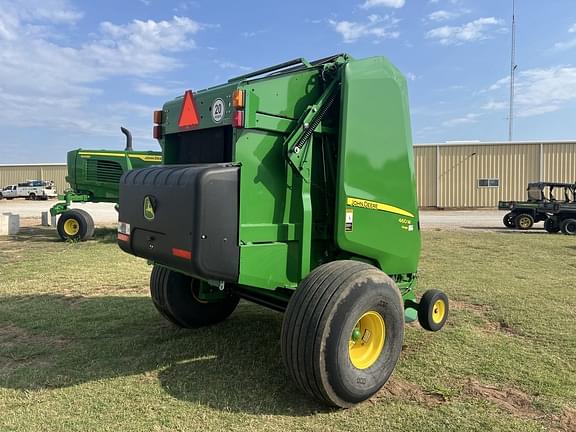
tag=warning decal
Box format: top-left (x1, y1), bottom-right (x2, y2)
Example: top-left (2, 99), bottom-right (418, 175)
top-left (346, 197), bottom-right (415, 218)
top-left (178, 90), bottom-right (199, 128)
top-left (345, 208), bottom-right (353, 232)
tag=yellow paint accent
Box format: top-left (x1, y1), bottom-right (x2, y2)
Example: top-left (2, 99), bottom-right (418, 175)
top-left (78, 152), bottom-right (162, 162)
top-left (347, 197), bottom-right (415, 218)
top-left (432, 299), bottom-right (446, 324)
top-left (349, 311), bottom-right (385, 370)
top-left (63, 219), bottom-right (80, 236)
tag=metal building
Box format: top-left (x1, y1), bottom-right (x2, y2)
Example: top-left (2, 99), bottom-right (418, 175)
top-left (0, 163), bottom-right (68, 195)
top-left (414, 140), bottom-right (576, 208)
top-left (1, 140), bottom-right (575, 208)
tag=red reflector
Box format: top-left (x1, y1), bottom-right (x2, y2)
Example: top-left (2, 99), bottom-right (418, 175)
top-left (178, 90), bottom-right (199, 128)
top-left (117, 233), bottom-right (130, 242)
top-left (172, 247), bottom-right (192, 260)
top-left (232, 110), bottom-right (244, 128)
top-left (153, 125), bottom-right (162, 139)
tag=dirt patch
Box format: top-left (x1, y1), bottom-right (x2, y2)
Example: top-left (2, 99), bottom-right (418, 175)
top-left (450, 300), bottom-right (492, 315)
top-left (373, 377), bottom-right (446, 406)
top-left (464, 379), bottom-right (542, 420)
top-left (476, 317), bottom-right (520, 337)
top-left (451, 301), bottom-right (521, 337)
top-left (555, 406), bottom-right (576, 432)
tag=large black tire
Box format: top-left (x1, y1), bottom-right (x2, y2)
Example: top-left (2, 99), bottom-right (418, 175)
top-left (56, 209), bottom-right (94, 241)
top-left (515, 213), bottom-right (534, 230)
top-left (418, 289), bottom-right (449, 332)
top-left (28, 193), bottom-right (36, 200)
top-left (503, 212), bottom-right (516, 228)
top-left (544, 218), bottom-right (560, 234)
top-left (150, 265), bottom-right (239, 328)
top-left (281, 260), bottom-right (404, 408)
top-left (560, 218), bottom-right (576, 236)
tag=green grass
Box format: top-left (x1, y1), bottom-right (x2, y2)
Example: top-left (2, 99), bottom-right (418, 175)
top-left (0, 226), bottom-right (575, 431)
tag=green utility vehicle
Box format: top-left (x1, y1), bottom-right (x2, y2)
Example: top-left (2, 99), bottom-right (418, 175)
top-left (117, 54), bottom-right (449, 407)
top-left (499, 182), bottom-right (576, 234)
top-left (51, 127), bottom-right (161, 241)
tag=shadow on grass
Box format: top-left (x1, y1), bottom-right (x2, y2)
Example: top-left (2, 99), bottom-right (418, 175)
top-left (0, 294), bottom-right (326, 416)
top-left (9, 226), bottom-right (118, 244)
top-left (460, 226), bottom-right (551, 235)
top-left (10, 226), bottom-right (61, 243)
top-left (91, 227), bottom-right (118, 243)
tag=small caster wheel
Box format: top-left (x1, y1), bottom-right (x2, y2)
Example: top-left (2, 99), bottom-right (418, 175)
top-left (418, 289), bottom-right (449, 332)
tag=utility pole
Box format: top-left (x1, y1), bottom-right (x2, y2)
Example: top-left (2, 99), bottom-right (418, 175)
top-left (508, 0), bottom-right (517, 141)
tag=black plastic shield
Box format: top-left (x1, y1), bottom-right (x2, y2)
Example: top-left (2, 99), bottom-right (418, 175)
top-left (118, 164), bottom-right (240, 282)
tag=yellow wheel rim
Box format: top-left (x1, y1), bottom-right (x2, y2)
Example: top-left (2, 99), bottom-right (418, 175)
top-left (432, 299), bottom-right (446, 324)
top-left (519, 217), bottom-right (531, 228)
top-left (63, 219), bottom-right (80, 236)
top-left (349, 311), bottom-right (385, 369)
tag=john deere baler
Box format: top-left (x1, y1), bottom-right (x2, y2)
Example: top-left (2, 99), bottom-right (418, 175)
top-left (117, 54), bottom-right (449, 407)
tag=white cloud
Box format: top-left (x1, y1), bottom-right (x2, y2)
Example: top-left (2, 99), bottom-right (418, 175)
top-left (426, 17), bottom-right (504, 45)
top-left (0, 0), bottom-right (82, 40)
top-left (553, 23), bottom-right (576, 51)
top-left (329, 14), bottom-right (400, 43)
top-left (486, 66), bottom-right (576, 118)
top-left (442, 113), bottom-right (480, 127)
top-left (213, 60), bottom-right (251, 72)
top-left (361, 0), bottom-right (405, 9)
top-left (134, 83), bottom-right (179, 97)
top-left (0, 0), bottom-right (209, 136)
top-left (428, 10), bottom-right (460, 22)
top-left (554, 38), bottom-right (576, 51)
top-left (482, 100), bottom-right (507, 111)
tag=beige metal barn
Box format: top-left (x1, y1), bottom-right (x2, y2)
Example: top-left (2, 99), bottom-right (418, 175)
top-left (0, 163), bottom-right (68, 196)
top-left (1, 139), bottom-right (575, 208)
top-left (415, 140), bottom-right (576, 208)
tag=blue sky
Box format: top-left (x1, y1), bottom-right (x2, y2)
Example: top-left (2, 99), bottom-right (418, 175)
top-left (1, 0), bottom-right (575, 163)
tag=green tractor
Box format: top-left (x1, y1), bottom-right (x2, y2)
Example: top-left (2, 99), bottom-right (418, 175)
top-left (499, 182), bottom-right (576, 233)
top-left (117, 54), bottom-right (449, 407)
top-left (50, 127), bottom-right (162, 241)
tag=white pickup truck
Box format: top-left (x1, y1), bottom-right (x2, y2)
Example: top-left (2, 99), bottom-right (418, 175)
top-left (0, 180), bottom-right (57, 200)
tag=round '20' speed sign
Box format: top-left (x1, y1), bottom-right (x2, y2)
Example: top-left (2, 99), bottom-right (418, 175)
top-left (211, 98), bottom-right (225, 123)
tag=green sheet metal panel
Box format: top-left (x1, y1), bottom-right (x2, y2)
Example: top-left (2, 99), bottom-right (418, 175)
top-left (161, 83), bottom-right (237, 136)
top-left (335, 57), bottom-right (421, 275)
top-left (235, 69), bottom-right (326, 289)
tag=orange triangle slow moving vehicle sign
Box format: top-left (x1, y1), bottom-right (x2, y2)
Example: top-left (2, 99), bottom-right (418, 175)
top-left (178, 90), bottom-right (199, 128)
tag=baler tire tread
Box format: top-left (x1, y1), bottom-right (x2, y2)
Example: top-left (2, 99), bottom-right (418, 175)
top-left (281, 260), bottom-right (404, 407)
top-left (150, 265), bottom-right (181, 326)
top-left (149, 264), bottom-right (239, 328)
top-left (283, 261), bottom-right (365, 402)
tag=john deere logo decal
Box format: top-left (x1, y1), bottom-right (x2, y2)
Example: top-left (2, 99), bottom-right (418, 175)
top-left (143, 196), bottom-right (156, 221)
